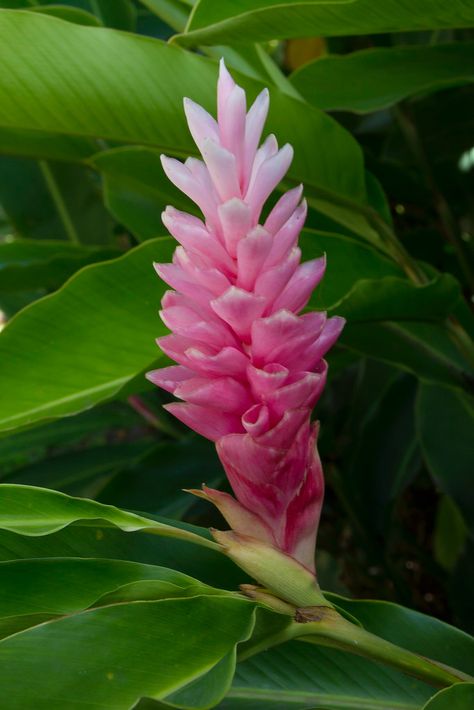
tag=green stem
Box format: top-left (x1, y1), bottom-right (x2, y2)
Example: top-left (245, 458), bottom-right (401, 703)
top-left (39, 161), bottom-right (80, 245)
top-left (295, 607), bottom-right (473, 689)
top-left (241, 605), bottom-right (473, 688)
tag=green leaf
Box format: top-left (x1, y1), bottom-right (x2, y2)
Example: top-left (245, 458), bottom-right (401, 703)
top-left (422, 683), bottom-right (474, 709)
top-left (291, 43), bottom-right (474, 113)
top-left (0, 238), bottom-right (171, 432)
top-left (0, 483), bottom-right (218, 550)
top-left (176, 0), bottom-right (474, 47)
top-left (416, 383), bottom-right (474, 531)
top-left (0, 239), bottom-right (118, 293)
top-left (0, 10), bottom-right (367, 226)
top-left (0, 594), bottom-right (255, 710)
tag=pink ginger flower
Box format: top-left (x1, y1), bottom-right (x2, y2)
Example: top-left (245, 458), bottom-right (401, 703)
top-left (147, 61), bottom-right (344, 573)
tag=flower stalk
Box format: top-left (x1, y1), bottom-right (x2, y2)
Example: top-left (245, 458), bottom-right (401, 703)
top-left (237, 599), bottom-right (473, 689)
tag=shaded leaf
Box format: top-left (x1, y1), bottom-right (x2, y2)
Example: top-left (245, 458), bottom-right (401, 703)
top-left (0, 157), bottom-right (113, 244)
top-left (416, 383), bottom-right (474, 531)
top-left (92, 0), bottom-right (136, 30)
top-left (0, 239), bottom-right (118, 293)
top-left (433, 496), bottom-right (468, 573)
top-left (0, 401), bottom-right (143, 474)
top-left (291, 43), bottom-right (474, 113)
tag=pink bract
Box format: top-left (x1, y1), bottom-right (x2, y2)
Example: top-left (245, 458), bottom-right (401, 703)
top-left (147, 60), bottom-right (345, 573)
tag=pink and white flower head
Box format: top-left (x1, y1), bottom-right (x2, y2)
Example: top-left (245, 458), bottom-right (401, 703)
top-left (147, 60), bottom-right (344, 573)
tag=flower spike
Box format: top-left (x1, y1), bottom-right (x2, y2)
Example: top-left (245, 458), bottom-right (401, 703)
top-left (148, 60), bottom-right (344, 573)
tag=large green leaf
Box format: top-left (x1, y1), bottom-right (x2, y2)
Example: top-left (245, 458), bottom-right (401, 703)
top-left (290, 43), bottom-right (474, 114)
top-left (416, 383), bottom-right (474, 531)
top-left (0, 238), bottom-right (171, 432)
top-left (0, 9), bottom-right (370, 238)
top-left (0, 239), bottom-right (118, 293)
top-left (0, 558), bottom-right (244, 709)
top-left (176, 0), bottom-right (474, 47)
top-left (0, 483), bottom-right (218, 550)
top-left (0, 594), bottom-right (255, 710)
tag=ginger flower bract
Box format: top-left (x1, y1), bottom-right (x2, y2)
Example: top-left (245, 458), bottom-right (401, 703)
top-left (147, 61), bottom-right (345, 573)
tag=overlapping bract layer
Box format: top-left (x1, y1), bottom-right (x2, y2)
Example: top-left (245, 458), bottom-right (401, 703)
top-left (148, 61), bottom-right (344, 571)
